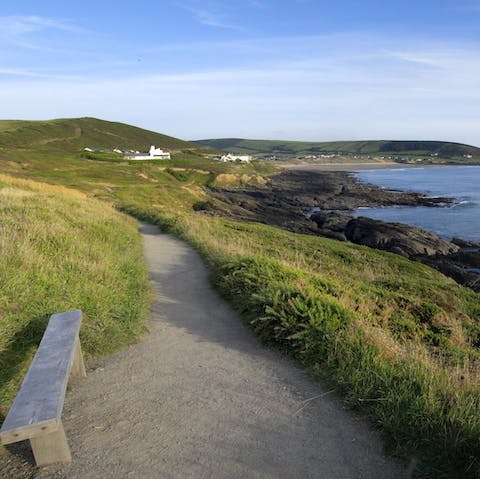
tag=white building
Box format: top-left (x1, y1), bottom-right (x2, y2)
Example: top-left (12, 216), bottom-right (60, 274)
top-left (219, 153), bottom-right (251, 163)
top-left (125, 145), bottom-right (171, 160)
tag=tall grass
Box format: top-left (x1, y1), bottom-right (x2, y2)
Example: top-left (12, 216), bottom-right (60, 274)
top-left (0, 175), bottom-right (150, 420)
top-left (122, 205), bottom-right (480, 478)
top-left (1, 145), bottom-right (479, 476)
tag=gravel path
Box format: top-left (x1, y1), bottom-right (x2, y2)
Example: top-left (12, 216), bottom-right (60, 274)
top-left (1, 223), bottom-right (406, 478)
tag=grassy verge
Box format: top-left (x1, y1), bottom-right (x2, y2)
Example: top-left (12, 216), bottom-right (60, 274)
top-left (121, 207), bottom-right (480, 478)
top-left (0, 149), bottom-right (479, 476)
top-left (0, 174), bottom-right (150, 421)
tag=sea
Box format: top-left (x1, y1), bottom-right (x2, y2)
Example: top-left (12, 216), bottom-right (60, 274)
top-left (354, 166), bottom-right (480, 242)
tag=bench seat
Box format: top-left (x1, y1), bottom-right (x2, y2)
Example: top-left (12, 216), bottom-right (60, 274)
top-left (0, 310), bottom-right (86, 466)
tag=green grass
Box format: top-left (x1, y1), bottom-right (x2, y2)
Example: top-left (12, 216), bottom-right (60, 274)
top-left (0, 175), bottom-right (150, 422)
top-left (0, 117), bottom-right (213, 158)
top-left (211, 256), bottom-right (480, 475)
top-left (193, 138), bottom-right (480, 161)
top-left (121, 209), bottom-right (480, 478)
top-left (81, 150), bottom-right (125, 162)
top-left (1, 118), bottom-right (480, 476)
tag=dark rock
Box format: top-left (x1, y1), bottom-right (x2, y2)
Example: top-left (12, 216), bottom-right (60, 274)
top-left (421, 257), bottom-right (480, 292)
top-left (344, 217), bottom-right (460, 258)
top-left (208, 169), bottom-right (479, 290)
top-left (451, 237), bottom-right (480, 249)
top-left (310, 211), bottom-right (352, 232)
top-left (448, 249), bottom-right (480, 269)
top-left (193, 200), bottom-right (214, 212)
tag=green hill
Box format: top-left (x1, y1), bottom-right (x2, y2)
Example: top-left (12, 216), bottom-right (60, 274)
top-left (0, 117), bottom-right (205, 160)
top-left (1, 118), bottom-right (480, 476)
top-left (193, 138), bottom-right (480, 160)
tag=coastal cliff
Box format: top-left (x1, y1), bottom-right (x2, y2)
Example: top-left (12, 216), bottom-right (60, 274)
top-left (209, 170), bottom-right (480, 291)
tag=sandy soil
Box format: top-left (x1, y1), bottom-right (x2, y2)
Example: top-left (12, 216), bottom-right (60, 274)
top-left (0, 223), bottom-right (407, 479)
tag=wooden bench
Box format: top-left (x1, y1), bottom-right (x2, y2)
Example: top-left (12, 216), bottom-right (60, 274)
top-left (0, 310), bottom-right (86, 466)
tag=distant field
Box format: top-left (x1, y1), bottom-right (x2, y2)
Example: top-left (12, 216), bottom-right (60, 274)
top-left (0, 121), bottom-right (27, 132)
top-left (193, 137), bottom-right (480, 162)
top-left (0, 117), bottom-right (213, 158)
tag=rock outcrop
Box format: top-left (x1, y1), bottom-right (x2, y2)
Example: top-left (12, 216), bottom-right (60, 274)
top-left (209, 170), bottom-right (479, 291)
top-left (344, 217), bottom-right (460, 258)
top-left (310, 211), bottom-right (350, 241)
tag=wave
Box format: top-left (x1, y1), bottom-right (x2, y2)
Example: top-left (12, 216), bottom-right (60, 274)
top-left (450, 200), bottom-right (476, 208)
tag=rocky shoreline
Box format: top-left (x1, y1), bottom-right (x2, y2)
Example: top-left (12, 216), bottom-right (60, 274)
top-left (209, 170), bottom-right (480, 291)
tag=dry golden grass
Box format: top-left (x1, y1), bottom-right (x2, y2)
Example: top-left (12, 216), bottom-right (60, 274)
top-left (0, 176), bottom-right (149, 420)
top-left (213, 173), bottom-right (268, 187)
top-left (0, 173), bottom-right (87, 198)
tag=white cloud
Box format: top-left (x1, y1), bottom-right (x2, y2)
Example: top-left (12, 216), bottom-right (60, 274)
top-left (0, 33), bottom-right (479, 145)
top-left (0, 67), bottom-right (80, 79)
top-left (0, 15), bottom-right (85, 49)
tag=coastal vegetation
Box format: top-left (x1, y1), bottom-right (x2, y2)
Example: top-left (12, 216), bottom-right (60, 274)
top-left (0, 117), bottom-right (212, 163)
top-left (126, 209), bottom-right (480, 478)
top-left (0, 174), bottom-right (150, 423)
top-left (194, 137), bottom-right (480, 163)
top-left (0, 118), bottom-right (479, 477)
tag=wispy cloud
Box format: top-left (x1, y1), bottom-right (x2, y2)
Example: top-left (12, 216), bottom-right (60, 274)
top-left (0, 67), bottom-right (84, 81)
top-left (0, 15), bottom-right (85, 49)
top-left (175, 3), bottom-right (244, 30)
top-left (1, 32), bottom-right (479, 145)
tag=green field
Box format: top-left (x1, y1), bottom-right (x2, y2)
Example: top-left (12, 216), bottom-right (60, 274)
top-left (1, 118), bottom-right (479, 477)
top-left (0, 174), bottom-right (150, 422)
top-left (193, 137), bottom-right (480, 161)
top-left (0, 117), bottom-right (213, 161)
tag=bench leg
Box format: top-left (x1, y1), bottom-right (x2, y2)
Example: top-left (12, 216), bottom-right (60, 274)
top-left (71, 336), bottom-right (87, 378)
top-left (30, 421), bottom-right (72, 466)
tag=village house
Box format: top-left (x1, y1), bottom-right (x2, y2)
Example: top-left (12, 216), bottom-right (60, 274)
top-left (219, 153), bottom-right (252, 163)
top-left (125, 146), bottom-right (171, 160)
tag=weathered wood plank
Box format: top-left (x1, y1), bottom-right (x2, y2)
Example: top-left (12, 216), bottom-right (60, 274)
top-left (30, 421), bottom-right (72, 466)
top-left (70, 336), bottom-right (87, 379)
top-left (0, 419), bottom-right (58, 444)
top-left (0, 310), bottom-right (83, 445)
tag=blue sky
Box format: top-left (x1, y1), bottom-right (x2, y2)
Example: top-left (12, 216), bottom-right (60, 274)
top-left (1, 1), bottom-right (480, 144)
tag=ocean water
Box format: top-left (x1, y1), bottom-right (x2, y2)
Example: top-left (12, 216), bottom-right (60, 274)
top-left (354, 166), bottom-right (480, 242)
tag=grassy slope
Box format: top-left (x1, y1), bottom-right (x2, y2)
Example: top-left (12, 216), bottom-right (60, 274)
top-left (0, 117), bottom-right (210, 161)
top-left (0, 174), bottom-right (150, 421)
top-left (1, 119), bottom-right (480, 476)
top-left (194, 138), bottom-right (480, 160)
top-left (124, 210), bottom-right (480, 478)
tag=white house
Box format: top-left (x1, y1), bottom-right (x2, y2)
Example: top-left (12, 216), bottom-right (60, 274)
top-left (219, 153), bottom-right (251, 163)
top-left (125, 145), bottom-right (171, 160)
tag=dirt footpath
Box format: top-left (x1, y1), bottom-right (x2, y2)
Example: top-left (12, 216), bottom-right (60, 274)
top-left (1, 223), bottom-right (406, 478)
